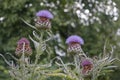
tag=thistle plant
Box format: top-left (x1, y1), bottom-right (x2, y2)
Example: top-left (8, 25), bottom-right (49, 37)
top-left (53, 36), bottom-right (119, 80)
top-left (0, 10), bottom-right (60, 80)
top-left (0, 9), bottom-right (119, 80)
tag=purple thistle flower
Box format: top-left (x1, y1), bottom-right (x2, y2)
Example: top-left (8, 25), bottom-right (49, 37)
top-left (66, 35), bottom-right (84, 45)
top-left (35, 10), bottom-right (53, 29)
top-left (66, 35), bottom-right (84, 54)
top-left (36, 10), bottom-right (53, 19)
top-left (81, 58), bottom-right (93, 75)
top-left (81, 58), bottom-right (93, 67)
top-left (17, 38), bottom-right (30, 45)
top-left (15, 38), bottom-right (32, 57)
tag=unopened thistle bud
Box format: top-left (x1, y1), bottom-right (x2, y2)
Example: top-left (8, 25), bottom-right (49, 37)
top-left (35, 10), bottom-right (53, 29)
top-left (66, 35), bottom-right (84, 54)
top-left (15, 38), bottom-right (32, 57)
top-left (81, 58), bottom-right (93, 75)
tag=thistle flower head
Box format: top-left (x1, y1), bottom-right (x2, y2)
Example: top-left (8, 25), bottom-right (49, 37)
top-left (81, 58), bottom-right (93, 75)
top-left (35, 10), bottom-right (53, 29)
top-left (17, 38), bottom-right (30, 45)
top-left (15, 38), bottom-right (32, 57)
top-left (81, 58), bottom-right (93, 67)
top-left (36, 10), bottom-right (53, 19)
top-left (66, 35), bottom-right (84, 45)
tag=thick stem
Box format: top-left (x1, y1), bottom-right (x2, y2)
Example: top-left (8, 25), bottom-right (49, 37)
top-left (30, 31), bottom-right (44, 80)
top-left (20, 42), bottom-right (26, 80)
top-left (74, 54), bottom-right (81, 79)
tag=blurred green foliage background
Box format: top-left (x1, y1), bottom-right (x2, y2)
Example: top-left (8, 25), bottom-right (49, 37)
top-left (0, 0), bottom-right (120, 80)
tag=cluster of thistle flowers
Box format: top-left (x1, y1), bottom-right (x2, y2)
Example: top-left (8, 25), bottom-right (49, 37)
top-left (64, 34), bottom-right (120, 80)
top-left (8, 10), bottom-right (55, 80)
top-left (16, 10), bottom-right (54, 56)
top-left (65, 35), bottom-right (118, 80)
top-left (66, 35), bottom-right (93, 76)
top-left (15, 9), bottom-right (94, 79)
top-left (1, 9), bottom-right (117, 80)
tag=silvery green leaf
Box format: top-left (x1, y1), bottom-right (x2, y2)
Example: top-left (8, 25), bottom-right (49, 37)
top-left (33, 31), bottom-right (40, 40)
top-left (0, 54), bottom-right (11, 66)
top-left (103, 66), bottom-right (117, 69)
top-left (97, 57), bottom-right (109, 63)
top-left (6, 52), bottom-right (18, 61)
top-left (21, 18), bottom-right (37, 30)
top-left (29, 35), bottom-right (39, 48)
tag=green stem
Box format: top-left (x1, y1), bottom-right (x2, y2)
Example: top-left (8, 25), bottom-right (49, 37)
top-left (30, 31), bottom-right (44, 80)
top-left (74, 54), bottom-right (81, 79)
top-left (20, 42), bottom-right (26, 80)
